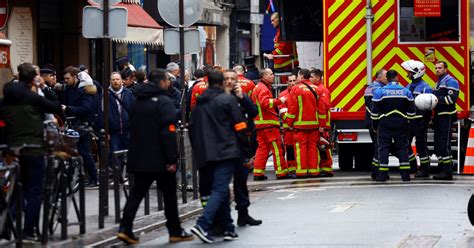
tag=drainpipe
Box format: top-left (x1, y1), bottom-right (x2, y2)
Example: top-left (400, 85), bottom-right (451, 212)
top-left (365, 0), bottom-right (373, 85)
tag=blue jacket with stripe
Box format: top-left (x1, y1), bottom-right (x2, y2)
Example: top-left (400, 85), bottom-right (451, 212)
top-left (434, 74), bottom-right (459, 117)
top-left (371, 81), bottom-right (416, 130)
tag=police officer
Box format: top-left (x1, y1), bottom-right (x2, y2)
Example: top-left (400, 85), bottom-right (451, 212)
top-left (432, 61), bottom-right (459, 180)
top-left (401, 60), bottom-right (433, 177)
top-left (371, 70), bottom-right (415, 182)
top-left (364, 69), bottom-right (387, 180)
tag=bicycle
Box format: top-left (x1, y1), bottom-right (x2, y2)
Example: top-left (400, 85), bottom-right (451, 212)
top-left (0, 143), bottom-right (42, 247)
top-left (42, 120), bottom-right (87, 240)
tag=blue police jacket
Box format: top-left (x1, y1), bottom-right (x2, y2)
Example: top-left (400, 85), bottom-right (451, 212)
top-left (364, 80), bottom-right (385, 126)
top-left (406, 79), bottom-right (432, 121)
top-left (371, 81), bottom-right (416, 129)
top-left (434, 73), bottom-right (459, 117)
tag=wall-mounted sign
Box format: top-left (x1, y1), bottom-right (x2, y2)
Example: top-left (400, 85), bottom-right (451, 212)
top-left (8, 7), bottom-right (33, 75)
top-left (414, 0), bottom-right (441, 17)
top-left (0, 0), bottom-right (8, 29)
top-left (425, 47), bottom-right (436, 62)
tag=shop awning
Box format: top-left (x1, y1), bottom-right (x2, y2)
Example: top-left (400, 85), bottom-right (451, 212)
top-left (87, 1), bottom-right (163, 46)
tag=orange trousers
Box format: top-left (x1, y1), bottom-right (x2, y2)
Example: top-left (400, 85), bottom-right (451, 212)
top-left (293, 130), bottom-right (320, 177)
top-left (254, 128), bottom-right (288, 178)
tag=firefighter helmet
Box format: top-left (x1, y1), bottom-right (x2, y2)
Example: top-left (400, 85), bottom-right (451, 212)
top-left (318, 136), bottom-right (331, 151)
top-left (415, 93), bottom-right (438, 111)
top-left (401, 60), bottom-right (426, 80)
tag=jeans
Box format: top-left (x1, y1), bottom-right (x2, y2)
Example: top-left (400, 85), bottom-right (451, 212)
top-left (196, 159), bottom-right (237, 233)
top-left (110, 132), bottom-right (129, 152)
top-left (109, 132), bottom-right (129, 169)
top-left (120, 172), bottom-right (182, 235)
top-left (19, 155), bottom-right (45, 236)
top-left (77, 133), bottom-right (97, 182)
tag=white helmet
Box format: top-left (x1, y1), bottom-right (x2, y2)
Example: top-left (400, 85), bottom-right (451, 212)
top-left (415, 93), bottom-right (438, 111)
top-left (401, 60), bottom-right (426, 80)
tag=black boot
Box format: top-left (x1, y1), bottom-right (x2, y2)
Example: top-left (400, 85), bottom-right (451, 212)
top-left (409, 160), bottom-right (418, 174)
top-left (433, 164), bottom-right (453, 180)
top-left (237, 211), bottom-right (262, 226)
top-left (400, 171), bottom-right (410, 182)
top-left (415, 164), bottom-right (430, 178)
top-left (375, 171), bottom-right (389, 182)
top-left (371, 165), bottom-right (378, 181)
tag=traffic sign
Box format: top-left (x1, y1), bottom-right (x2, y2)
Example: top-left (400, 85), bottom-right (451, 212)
top-left (164, 28), bottom-right (200, 55)
top-left (157, 0), bottom-right (203, 27)
top-left (82, 6), bottom-right (128, 38)
top-left (0, 0), bottom-right (8, 29)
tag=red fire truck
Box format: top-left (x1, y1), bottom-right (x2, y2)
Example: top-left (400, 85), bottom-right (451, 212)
top-left (321, 0), bottom-right (471, 171)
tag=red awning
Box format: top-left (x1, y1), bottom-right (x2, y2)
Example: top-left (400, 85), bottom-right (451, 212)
top-left (117, 3), bottom-right (161, 29)
top-left (86, 1), bottom-right (163, 45)
top-left (87, 1), bottom-right (161, 29)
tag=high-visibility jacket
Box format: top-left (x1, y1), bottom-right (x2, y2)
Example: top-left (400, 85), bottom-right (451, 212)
top-left (314, 82), bottom-right (331, 129)
top-left (190, 81), bottom-right (208, 110)
top-left (251, 81), bottom-right (282, 129)
top-left (273, 27), bottom-right (299, 71)
top-left (287, 80), bottom-right (325, 129)
top-left (279, 88), bottom-right (293, 144)
top-left (238, 75), bottom-right (255, 97)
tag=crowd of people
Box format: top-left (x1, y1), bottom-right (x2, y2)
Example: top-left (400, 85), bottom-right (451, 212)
top-left (0, 56), bottom-right (460, 244)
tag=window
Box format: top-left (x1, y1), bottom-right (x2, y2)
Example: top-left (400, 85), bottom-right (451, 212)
top-left (398, 0), bottom-right (460, 43)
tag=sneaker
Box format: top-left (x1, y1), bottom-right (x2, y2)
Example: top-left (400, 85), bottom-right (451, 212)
top-left (169, 230), bottom-right (194, 243)
top-left (191, 225), bottom-right (214, 244)
top-left (23, 234), bottom-right (39, 244)
top-left (223, 231), bottom-right (239, 241)
top-left (117, 229), bottom-right (139, 244)
top-left (86, 180), bottom-right (99, 188)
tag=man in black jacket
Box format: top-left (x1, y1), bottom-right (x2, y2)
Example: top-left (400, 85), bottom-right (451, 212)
top-left (61, 66), bottom-right (99, 186)
top-left (190, 70), bottom-right (248, 243)
top-left (117, 69), bottom-right (193, 245)
top-left (2, 62), bottom-right (62, 241)
top-left (223, 69), bottom-right (262, 226)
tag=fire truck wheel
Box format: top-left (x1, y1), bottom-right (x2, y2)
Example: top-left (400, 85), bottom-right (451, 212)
top-left (338, 144), bottom-right (354, 171)
top-left (468, 194), bottom-right (474, 225)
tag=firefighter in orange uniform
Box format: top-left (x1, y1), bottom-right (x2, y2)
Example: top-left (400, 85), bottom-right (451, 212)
top-left (234, 65), bottom-right (256, 97)
top-left (310, 69), bottom-right (333, 177)
top-left (263, 12), bottom-right (299, 72)
top-left (190, 77), bottom-right (208, 111)
top-left (287, 69), bottom-right (326, 178)
top-left (278, 74), bottom-right (298, 178)
top-left (251, 68), bottom-right (289, 180)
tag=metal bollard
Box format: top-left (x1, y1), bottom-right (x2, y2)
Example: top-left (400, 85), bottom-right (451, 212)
top-left (178, 124), bottom-right (187, 204)
top-left (112, 153), bottom-right (121, 223)
top-left (15, 166), bottom-right (23, 248)
top-left (60, 161), bottom-right (68, 240)
top-left (98, 129), bottom-right (108, 229)
top-left (79, 158), bottom-right (86, 234)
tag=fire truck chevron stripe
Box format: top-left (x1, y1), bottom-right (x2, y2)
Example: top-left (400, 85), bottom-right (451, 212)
top-left (372, 31), bottom-right (395, 59)
top-left (328, 1), bottom-right (360, 34)
top-left (328, 0), bottom-right (346, 19)
top-left (441, 47), bottom-right (464, 69)
top-left (329, 26), bottom-right (365, 68)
